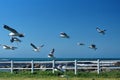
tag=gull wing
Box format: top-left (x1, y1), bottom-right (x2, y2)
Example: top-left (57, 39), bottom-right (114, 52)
top-left (60, 32), bottom-right (70, 38)
top-left (30, 43), bottom-right (37, 49)
top-left (3, 45), bottom-right (10, 48)
top-left (13, 37), bottom-right (21, 42)
top-left (10, 37), bottom-right (21, 43)
top-left (61, 32), bottom-right (67, 36)
top-left (3, 25), bottom-right (18, 33)
top-left (77, 42), bottom-right (85, 46)
top-left (48, 53), bottom-right (53, 57)
top-left (12, 46), bottom-right (18, 50)
top-left (40, 44), bottom-right (44, 47)
top-left (91, 44), bottom-right (96, 48)
top-left (89, 44), bottom-right (97, 50)
top-left (96, 27), bottom-right (101, 32)
top-left (50, 48), bottom-right (55, 54)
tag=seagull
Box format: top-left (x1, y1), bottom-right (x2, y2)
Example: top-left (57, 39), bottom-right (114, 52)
top-left (89, 44), bottom-right (97, 50)
top-left (96, 27), bottom-right (106, 35)
top-left (30, 43), bottom-right (44, 52)
top-left (54, 64), bottom-right (65, 72)
top-left (3, 25), bottom-right (24, 37)
top-left (60, 32), bottom-right (70, 38)
top-left (77, 42), bottom-right (85, 46)
top-left (48, 48), bottom-right (55, 58)
top-left (0, 44), bottom-right (17, 50)
top-left (10, 37), bottom-right (22, 43)
top-left (53, 65), bottom-right (68, 80)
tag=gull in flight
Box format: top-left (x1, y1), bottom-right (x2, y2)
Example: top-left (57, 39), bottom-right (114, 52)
top-left (30, 43), bottom-right (44, 52)
top-left (60, 32), bottom-right (70, 38)
top-left (89, 44), bottom-right (97, 50)
top-left (53, 64), bottom-right (67, 78)
top-left (96, 27), bottom-right (106, 35)
top-left (54, 64), bottom-right (65, 72)
top-left (77, 42), bottom-right (85, 46)
top-left (48, 48), bottom-right (55, 58)
top-left (10, 37), bottom-right (22, 43)
top-left (3, 25), bottom-right (24, 37)
top-left (0, 44), bottom-right (17, 50)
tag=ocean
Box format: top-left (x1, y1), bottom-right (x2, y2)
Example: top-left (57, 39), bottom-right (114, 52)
top-left (0, 58), bottom-right (120, 61)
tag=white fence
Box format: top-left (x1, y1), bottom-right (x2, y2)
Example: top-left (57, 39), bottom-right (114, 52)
top-left (0, 59), bottom-right (120, 74)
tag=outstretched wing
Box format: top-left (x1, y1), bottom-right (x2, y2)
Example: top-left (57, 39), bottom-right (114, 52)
top-left (3, 25), bottom-right (18, 33)
top-left (77, 42), bottom-right (85, 46)
top-left (96, 27), bottom-right (102, 32)
top-left (12, 47), bottom-right (18, 50)
top-left (92, 44), bottom-right (96, 48)
top-left (60, 32), bottom-right (69, 38)
top-left (50, 48), bottom-right (55, 54)
top-left (30, 43), bottom-right (37, 49)
top-left (3, 45), bottom-right (10, 48)
top-left (48, 53), bottom-right (54, 58)
top-left (40, 44), bottom-right (44, 47)
top-left (61, 32), bottom-right (67, 36)
top-left (10, 37), bottom-right (21, 43)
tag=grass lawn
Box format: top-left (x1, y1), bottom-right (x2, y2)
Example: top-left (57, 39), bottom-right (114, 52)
top-left (0, 70), bottom-right (120, 80)
top-left (0, 77), bottom-right (120, 80)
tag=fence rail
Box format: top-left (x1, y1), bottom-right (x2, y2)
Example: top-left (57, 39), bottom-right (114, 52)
top-left (0, 59), bottom-right (120, 74)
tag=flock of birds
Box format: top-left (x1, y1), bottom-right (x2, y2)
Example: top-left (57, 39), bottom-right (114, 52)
top-left (0, 25), bottom-right (107, 76)
top-left (0, 25), bottom-right (106, 58)
top-left (77, 27), bottom-right (106, 51)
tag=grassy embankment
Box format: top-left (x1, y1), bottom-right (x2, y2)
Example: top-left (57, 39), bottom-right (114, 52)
top-left (0, 70), bottom-right (120, 80)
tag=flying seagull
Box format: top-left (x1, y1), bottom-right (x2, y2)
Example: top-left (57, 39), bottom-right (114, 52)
top-left (10, 37), bottom-right (22, 43)
top-left (88, 44), bottom-right (97, 50)
top-left (3, 25), bottom-right (24, 37)
top-left (77, 42), bottom-right (85, 46)
top-left (0, 44), bottom-right (17, 50)
top-left (54, 65), bottom-right (65, 72)
top-left (30, 43), bottom-right (44, 52)
top-left (60, 32), bottom-right (70, 38)
top-left (96, 27), bottom-right (106, 35)
top-left (53, 65), bottom-right (68, 79)
top-left (48, 48), bottom-right (55, 58)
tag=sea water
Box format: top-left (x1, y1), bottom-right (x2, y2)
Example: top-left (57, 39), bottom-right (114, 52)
top-left (0, 58), bottom-right (120, 61)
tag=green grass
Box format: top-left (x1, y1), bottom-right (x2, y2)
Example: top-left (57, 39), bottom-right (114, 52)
top-left (0, 77), bottom-right (120, 80)
top-left (0, 70), bottom-right (120, 80)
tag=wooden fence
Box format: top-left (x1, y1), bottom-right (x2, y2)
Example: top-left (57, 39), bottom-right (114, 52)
top-left (0, 59), bottom-right (120, 74)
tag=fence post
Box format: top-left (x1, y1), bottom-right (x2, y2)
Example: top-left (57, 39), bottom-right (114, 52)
top-left (11, 60), bottom-right (13, 73)
top-left (97, 59), bottom-right (100, 74)
top-left (52, 60), bottom-right (55, 73)
top-left (74, 60), bottom-right (77, 75)
top-left (31, 60), bottom-right (34, 73)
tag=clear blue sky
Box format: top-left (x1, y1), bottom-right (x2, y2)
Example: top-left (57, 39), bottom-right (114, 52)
top-left (0, 0), bottom-right (120, 58)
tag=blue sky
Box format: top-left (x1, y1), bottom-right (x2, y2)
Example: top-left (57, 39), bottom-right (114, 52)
top-left (0, 0), bottom-right (120, 58)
